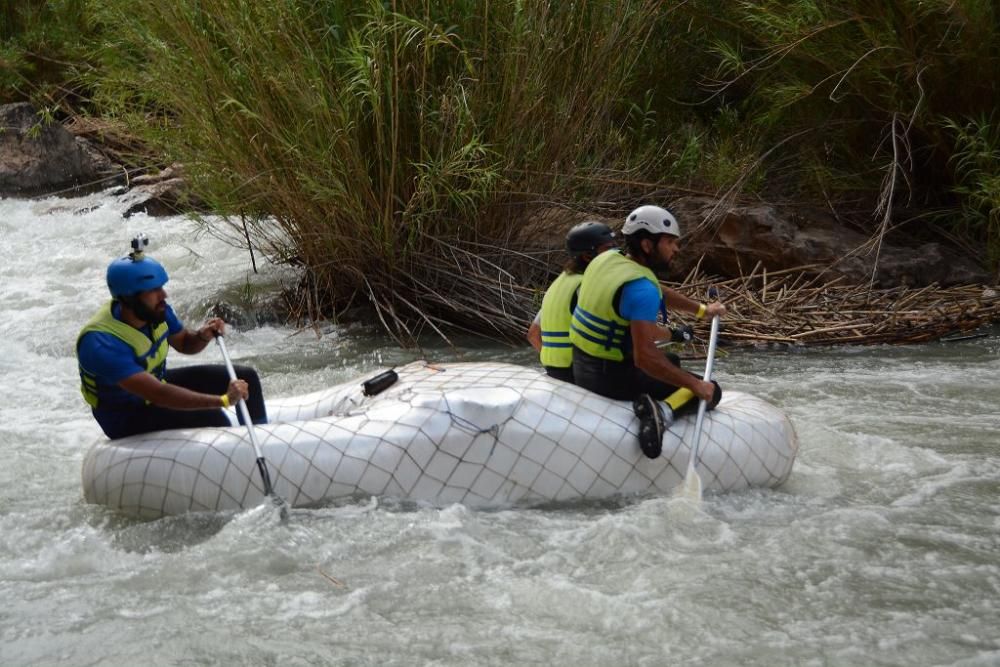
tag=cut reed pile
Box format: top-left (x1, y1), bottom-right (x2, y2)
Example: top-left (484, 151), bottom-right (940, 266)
top-left (275, 231), bottom-right (550, 344)
top-left (672, 263), bottom-right (1000, 350)
top-left (276, 239), bottom-right (999, 348)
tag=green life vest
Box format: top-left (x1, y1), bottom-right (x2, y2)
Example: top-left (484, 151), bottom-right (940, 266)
top-left (539, 271), bottom-right (583, 369)
top-left (569, 250), bottom-right (661, 362)
top-left (77, 301), bottom-right (170, 408)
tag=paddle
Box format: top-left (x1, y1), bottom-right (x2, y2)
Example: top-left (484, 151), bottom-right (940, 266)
top-left (676, 302), bottom-right (721, 502)
top-left (215, 333), bottom-right (289, 521)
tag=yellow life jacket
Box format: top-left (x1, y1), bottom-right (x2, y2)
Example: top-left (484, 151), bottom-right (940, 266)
top-left (77, 301), bottom-right (170, 407)
top-left (539, 271), bottom-right (583, 369)
top-left (569, 250), bottom-right (661, 362)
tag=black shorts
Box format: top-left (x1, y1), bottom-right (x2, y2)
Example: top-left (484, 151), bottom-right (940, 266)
top-left (543, 365), bottom-right (574, 384)
top-left (95, 364), bottom-right (267, 440)
top-left (572, 347), bottom-right (683, 401)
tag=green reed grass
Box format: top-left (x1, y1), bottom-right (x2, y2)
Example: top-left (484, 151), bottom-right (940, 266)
top-left (673, 0), bottom-right (1000, 258)
top-left (89, 0), bottom-right (666, 340)
top-left (9, 1), bottom-right (998, 340)
top-left (945, 115), bottom-right (1000, 272)
top-left (0, 0), bottom-right (93, 103)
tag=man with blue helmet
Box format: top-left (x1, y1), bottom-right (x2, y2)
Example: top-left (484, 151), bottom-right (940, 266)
top-left (77, 235), bottom-right (267, 439)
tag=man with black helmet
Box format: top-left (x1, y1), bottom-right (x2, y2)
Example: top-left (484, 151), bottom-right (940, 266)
top-left (77, 236), bottom-right (267, 439)
top-left (527, 221), bottom-right (617, 382)
top-left (570, 205), bottom-right (726, 458)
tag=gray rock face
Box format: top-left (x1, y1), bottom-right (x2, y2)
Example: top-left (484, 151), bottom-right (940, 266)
top-left (670, 197), bottom-right (992, 287)
top-left (121, 164), bottom-right (195, 218)
top-left (0, 102), bottom-right (116, 196)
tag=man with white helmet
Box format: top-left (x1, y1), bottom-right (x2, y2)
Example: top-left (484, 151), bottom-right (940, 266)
top-left (77, 235), bottom-right (267, 439)
top-left (569, 205), bottom-right (726, 458)
top-left (527, 221), bottom-right (617, 383)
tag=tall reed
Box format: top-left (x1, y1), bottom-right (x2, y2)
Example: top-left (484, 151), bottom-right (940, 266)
top-left (32, 0), bottom-right (1000, 341)
top-left (672, 1), bottom-right (1000, 246)
top-left (0, 0), bottom-right (93, 104)
top-left (92, 0), bottom-right (665, 340)
top-left (945, 115), bottom-right (1000, 272)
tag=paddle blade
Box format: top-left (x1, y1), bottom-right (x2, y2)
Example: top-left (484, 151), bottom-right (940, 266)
top-left (272, 494), bottom-right (290, 523)
top-left (677, 468), bottom-right (703, 501)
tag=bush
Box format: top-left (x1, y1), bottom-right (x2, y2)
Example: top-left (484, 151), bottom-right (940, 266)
top-left (11, 1), bottom-right (999, 341)
top-left (93, 0), bottom-right (667, 340)
top-left (674, 1), bottom-right (1000, 211)
top-left (0, 0), bottom-right (95, 105)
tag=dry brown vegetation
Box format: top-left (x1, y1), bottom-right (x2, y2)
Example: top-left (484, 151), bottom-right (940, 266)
top-left (671, 263), bottom-right (1000, 351)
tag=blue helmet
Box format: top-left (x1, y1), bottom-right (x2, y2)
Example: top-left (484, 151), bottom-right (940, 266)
top-left (106, 236), bottom-right (169, 297)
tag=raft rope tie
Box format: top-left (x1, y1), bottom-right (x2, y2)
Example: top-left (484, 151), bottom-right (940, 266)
top-left (441, 394), bottom-right (521, 459)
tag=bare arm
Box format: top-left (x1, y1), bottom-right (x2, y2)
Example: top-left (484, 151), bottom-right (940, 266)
top-left (119, 371), bottom-right (247, 410)
top-left (169, 317), bottom-right (226, 355)
top-left (662, 287), bottom-right (726, 318)
top-left (631, 321), bottom-right (715, 401)
top-left (526, 321), bottom-right (542, 352)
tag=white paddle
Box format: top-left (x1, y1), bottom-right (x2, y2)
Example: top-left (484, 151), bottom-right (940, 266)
top-left (677, 311), bottom-right (721, 501)
top-left (216, 334), bottom-right (289, 521)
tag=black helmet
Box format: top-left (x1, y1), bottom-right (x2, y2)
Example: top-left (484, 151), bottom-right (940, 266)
top-left (566, 221), bottom-right (615, 254)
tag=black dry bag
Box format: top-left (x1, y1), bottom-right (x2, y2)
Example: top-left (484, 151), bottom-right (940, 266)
top-left (362, 369), bottom-right (398, 397)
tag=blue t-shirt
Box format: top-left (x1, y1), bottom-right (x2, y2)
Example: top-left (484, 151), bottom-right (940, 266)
top-left (615, 278), bottom-right (664, 354)
top-left (78, 303), bottom-right (184, 410)
top-left (619, 278), bottom-right (662, 322)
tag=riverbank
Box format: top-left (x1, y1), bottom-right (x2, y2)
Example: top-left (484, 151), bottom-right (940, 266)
top-left (5, 103), bottom-right (998, 347)
top-left (4, 2), bottom-right (999, 346)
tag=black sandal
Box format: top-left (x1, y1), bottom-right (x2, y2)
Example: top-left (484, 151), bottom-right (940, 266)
top-left (632, 394), bottom-right (672, 459)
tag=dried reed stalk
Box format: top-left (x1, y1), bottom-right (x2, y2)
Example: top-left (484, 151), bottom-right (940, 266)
top-left (278, 235), bottom-right (998, 349)
top-left (671, 266), bottom-right (1000, 351)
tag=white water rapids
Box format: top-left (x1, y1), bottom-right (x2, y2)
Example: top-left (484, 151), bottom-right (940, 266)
top-left (1, 192), bottom-right (998, 666)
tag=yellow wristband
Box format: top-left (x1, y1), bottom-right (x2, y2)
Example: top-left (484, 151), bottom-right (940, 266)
top-left (220, 393), bottom-right (230, 408)
top-left (696, 303), bottom-right (707, 319)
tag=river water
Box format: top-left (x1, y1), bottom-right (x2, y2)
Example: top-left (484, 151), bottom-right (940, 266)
top-left (1, 192), bottom-right (998, 666)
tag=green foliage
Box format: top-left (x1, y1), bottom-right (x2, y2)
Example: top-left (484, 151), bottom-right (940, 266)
top-left (6, 0), bottom-right (1000, 336)
top-left (945, 115), bottom-right (1000, 268)
top-left (0, 0), bottom-right (96, 104)
top-left (88, 0), bottom-right (665, 329)
top-left (672, 0), bottom-right (1000, 210)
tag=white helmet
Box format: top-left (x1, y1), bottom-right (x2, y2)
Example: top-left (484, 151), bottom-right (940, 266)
top-left (622, 205), bottom-right (680, 238)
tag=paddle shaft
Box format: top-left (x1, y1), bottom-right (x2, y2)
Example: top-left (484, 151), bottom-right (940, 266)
top-left (684, 314), bottom-right (721, 484)
top-left (215, 334), bottom-right (278, 500)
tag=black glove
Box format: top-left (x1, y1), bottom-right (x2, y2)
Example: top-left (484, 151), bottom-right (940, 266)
top-left (670, 325), bottom-right (694, 343)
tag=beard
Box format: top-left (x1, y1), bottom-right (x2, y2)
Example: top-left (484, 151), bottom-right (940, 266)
top-left (123, 295), bottom-right (167, 324)
top-left (647, 253), bottom-right (671, 278)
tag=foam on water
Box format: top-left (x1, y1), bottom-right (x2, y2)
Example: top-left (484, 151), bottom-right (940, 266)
top-left (2, 192), bottom-right (999, 666)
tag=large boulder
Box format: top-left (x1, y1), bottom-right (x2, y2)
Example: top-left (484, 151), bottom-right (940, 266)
top-left (0, 102), bottom-right (117, 197)
top-left (670, 197), bottom-right (991, 287)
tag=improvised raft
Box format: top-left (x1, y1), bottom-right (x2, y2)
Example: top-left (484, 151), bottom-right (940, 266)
top-left (82, 361), bottom-right (798, 519)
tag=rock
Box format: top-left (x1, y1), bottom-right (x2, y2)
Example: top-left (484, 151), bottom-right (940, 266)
top-left (129, 163), bottom-right (183, 187)
top-left (208, 299), bottom-right (284, 328)
top-left (121, 164), bottom-right (204, 217)
top-left (669, 197), bottom-right (992, 287)
top-left (122, 178), bottom-right (188, 218)
top-left (0, 102), bottom-right (117, 197)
